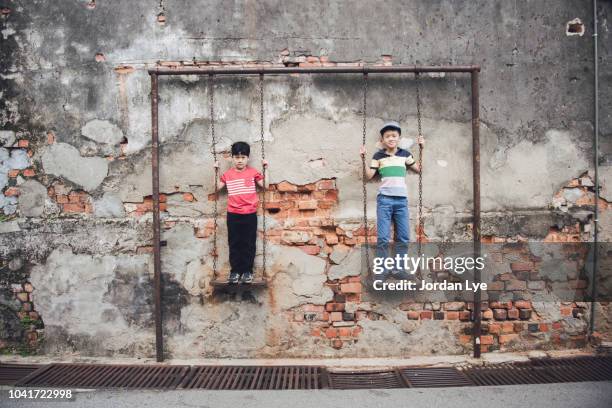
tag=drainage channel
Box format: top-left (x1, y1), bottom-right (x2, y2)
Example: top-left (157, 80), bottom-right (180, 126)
top-left (400, 367), bottom-right (473, 388)
top-left (0, 364), bottom-right (42, 386)
top-left (180, 366), bottom-right (324, 389)
top-left (12, 363), bottom-right (189, 389)
top-left (9, 364), bottom-right (324, 390)
top-left (327, 369), bottom-right (405, 389)
top-left (460, 356), bottom-right (612, 386)
top-left (2, 356), bottom-right (611, 390)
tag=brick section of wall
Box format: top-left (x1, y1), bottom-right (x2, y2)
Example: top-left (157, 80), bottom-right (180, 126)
top-left (5, 166), bottom-right (36, 180)
top-left (457, 301), bottom-right (590, 353)
top-left (261, 179), bottom-right (376, 254)
top-left (293, 276), bottom-right (364, 350)
top-left (280, 53), bottom-right (396, 69)
top-left (263, 179), bottom-right (338, 219)
top-left (124, 195), bottom-right (167, 217)
top-left (1, 143), bottom-right (36, 208)
top-left (47, 182), bottom-right (93, 214)
top-left (192, 177), bottom-right (598, 353)
top-left (2, 283), bottom-right (43, 353)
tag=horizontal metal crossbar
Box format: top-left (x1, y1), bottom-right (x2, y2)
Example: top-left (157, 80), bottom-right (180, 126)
top-left (148, 65), bottom-right (481, 76)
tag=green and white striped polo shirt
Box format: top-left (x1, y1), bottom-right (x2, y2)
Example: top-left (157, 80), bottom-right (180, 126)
top-left (370, 148), bottom-right (416, 197)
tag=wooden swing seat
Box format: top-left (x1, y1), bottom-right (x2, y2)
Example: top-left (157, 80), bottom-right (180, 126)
top-left (211, 278), bottom-right (267, 289)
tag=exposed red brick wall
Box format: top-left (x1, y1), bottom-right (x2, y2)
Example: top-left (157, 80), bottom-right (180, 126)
top-left (3, 134), bottom-right (608, 355)
top-left (4, 283), bottom-right (42, 353)
top-left (46, 182), bottom-right (93, 214)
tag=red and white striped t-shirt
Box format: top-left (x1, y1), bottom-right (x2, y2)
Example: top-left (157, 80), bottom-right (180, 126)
top-left (220, 167), bottom-right (263, 214)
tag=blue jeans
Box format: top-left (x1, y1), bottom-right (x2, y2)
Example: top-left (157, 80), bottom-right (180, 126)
top-left (376, 194), bottom-right (410, 274)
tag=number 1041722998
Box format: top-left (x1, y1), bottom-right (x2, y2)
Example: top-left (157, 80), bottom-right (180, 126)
top-left (8, 388), bottom-right (73, 399)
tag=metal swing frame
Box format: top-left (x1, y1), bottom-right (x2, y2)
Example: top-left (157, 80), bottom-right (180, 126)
top-left (149, 64), bottom-right (482, 362)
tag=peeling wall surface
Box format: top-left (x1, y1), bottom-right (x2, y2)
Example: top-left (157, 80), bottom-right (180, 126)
top-left (1, 1), bottom-right (611, 359)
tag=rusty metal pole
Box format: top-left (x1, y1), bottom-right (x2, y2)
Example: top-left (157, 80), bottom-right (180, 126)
top-left (150, 73), bottom-right (163, 362)
top-left (471, 70), bottom-right (482, 358)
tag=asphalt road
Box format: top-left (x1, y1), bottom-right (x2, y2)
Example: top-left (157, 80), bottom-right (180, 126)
top-left (2, 381), bottom-right (611, 408)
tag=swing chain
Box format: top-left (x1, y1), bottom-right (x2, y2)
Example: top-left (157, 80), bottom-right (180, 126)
top-left (415, 73), bottom-right (451, 266)
top-left (259, 73), bottom-right (267, 279)
top-left (415, 74), bottom-right (449, 275)
top-left (416, 72), bottom-right (425, 277)
top-left (209, 74), bottom-right (219, 279)
top-left (361, 73), bottom-right (370, 272)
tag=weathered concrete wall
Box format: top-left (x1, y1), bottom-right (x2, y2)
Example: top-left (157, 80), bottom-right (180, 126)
top-left (1, 0), bottom-right (611, 358)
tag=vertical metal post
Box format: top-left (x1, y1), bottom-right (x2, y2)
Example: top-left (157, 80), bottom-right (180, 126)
top-left (151, 73), bottom-right (163, 362)
top-left (471, 70), bottom-right (482, 358)
top-left (589, 0), bottom-right (599, 339)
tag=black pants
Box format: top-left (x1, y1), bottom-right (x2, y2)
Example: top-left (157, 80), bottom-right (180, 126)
top-left (227, 212), bottom-right (257, 275)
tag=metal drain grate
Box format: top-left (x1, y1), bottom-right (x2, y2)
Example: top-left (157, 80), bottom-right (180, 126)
top-left (327, 369), bottom-right (405, 389)
top-left (15, 363), bottom-right (190, 389)
top-left (462, 363), bottom-right (557, 385)
top-left (530, 356), bottom-right (612, 383)
top-left (400, 367), bottom-right (474, 387)
top-left (462, 356), bottom-right (612, 386)
top-left (0, 363), bottom-right (43, 385)
top-left (180, 366), bottom-right (324, 389)
top-left (6, 356), bottom-right (612, 390)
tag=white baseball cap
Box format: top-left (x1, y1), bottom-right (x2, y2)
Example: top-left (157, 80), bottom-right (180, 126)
top-left (380, 121), bottom-right (401, 135)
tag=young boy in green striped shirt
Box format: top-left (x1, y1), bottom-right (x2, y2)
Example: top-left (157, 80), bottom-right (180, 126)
top-left (359, 121), bottom-right (424, 276)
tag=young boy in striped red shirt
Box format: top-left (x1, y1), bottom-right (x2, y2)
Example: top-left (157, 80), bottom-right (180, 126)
top-left (360, 121), bottom-right (424, 277)
top-left (214, 142), bottom-right (268, 283)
